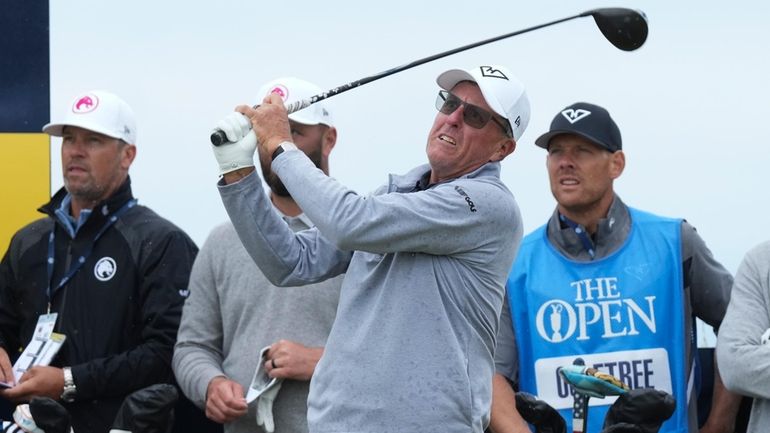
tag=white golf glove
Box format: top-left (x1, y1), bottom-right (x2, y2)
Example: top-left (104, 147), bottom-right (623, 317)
top-left (256, 379), bottom-right (283, 433)
top-left (211, 112), bottom-right (257, 176)
top-left (246, 346), bottom-right (284, 433)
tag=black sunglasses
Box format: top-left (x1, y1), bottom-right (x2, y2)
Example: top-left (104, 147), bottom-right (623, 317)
top-left (435, 90), bottom-right (512, 137)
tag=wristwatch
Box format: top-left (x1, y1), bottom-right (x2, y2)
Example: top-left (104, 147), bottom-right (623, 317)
top-left (271, 142), bottom-right (298, 161)
top-left (61, 366), bottom-right (76, 403)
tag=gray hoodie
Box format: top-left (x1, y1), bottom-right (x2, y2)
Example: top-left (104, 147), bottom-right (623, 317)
top-left (219, 150), bottom-right (522, 433)
top-left (717, 241), bottom-right (770, 433)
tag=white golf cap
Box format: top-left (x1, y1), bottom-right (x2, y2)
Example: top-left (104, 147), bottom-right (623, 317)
top-left (43, 90), bottom-right (137, 144)
top-left (436, 65), bottom-right (530, 141)
top-left (257, 77), bottom-right (333, 127)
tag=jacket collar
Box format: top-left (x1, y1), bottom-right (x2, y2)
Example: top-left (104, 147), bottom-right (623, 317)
top-left (39, 176), bottom-right (135, 219)
top-left (389, 161), bottom-right (502, 193)
top-left (546, 193), bottom-right (632, 260)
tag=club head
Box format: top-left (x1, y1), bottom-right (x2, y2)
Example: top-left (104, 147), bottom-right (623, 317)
top-left (583, 8), bottom-right (648, 51)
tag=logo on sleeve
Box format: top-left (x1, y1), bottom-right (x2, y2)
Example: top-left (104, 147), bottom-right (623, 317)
top-left (454, 186), bottom-right (477, 212)
top-left (94, 257), bottom-right (117, 282)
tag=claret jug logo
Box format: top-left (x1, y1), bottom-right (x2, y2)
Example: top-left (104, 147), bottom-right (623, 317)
top-left (536, 300), bottom-right (575, 343)
top-left (535, 277), bottom-right (657, 343)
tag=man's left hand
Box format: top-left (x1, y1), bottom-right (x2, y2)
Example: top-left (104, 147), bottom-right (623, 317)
top-left (212, 110), bottom-right (258, 176)
top-left (0, 366), bottom-right (64, 402)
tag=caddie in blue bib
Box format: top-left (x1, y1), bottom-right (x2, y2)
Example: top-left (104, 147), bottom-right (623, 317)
top-left (507, 208), bottom-right (689, 433)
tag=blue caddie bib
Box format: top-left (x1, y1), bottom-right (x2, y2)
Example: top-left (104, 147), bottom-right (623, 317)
top-left (507, 208), bottom-right (689, 433)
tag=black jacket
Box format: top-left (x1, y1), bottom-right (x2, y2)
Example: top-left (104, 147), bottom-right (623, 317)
top-left (0, 177), bottom-right (198, 433)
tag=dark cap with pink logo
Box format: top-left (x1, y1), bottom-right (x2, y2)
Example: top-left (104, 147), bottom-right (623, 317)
top-left (43, 90), bottom-right (137, 144)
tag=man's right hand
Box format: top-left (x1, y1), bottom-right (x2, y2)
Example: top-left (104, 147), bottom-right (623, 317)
top-left (241, 94), bottom-right (293, 161)
top-left (205, 376), bottom-right (247, 424)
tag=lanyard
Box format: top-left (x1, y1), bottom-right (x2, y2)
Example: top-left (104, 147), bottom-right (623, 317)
top-left (559, 213), bottom-right (596, 259)
top-left (45, 199), bottom-right (137, 311)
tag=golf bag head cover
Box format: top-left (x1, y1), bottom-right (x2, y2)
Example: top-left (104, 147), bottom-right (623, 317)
top-left (29, 397), bottom-right (71, 433)
top-left (601, 388), bottom-right (676, 433)
top-left (110, 383), bottom-right (179, 433)
top-left (515, 391), bottom-right (567, 433)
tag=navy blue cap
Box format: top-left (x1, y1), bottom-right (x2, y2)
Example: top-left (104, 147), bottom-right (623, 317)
top-left (535, 102), bottom-right (622, 152)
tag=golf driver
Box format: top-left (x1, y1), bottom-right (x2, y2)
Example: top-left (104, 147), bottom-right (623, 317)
top-left (211, 7), bottom-right (648, 146)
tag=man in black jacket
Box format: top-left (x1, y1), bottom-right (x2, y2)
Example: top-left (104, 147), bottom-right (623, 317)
top-left (0, 90), bottom-right (199, 433)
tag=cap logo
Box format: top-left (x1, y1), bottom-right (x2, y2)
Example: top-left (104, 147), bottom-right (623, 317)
top-left (479, 66), bottom-right (509, 80)
top-left (268, 85), bottom-right (289, 102)
top-left (560, 108), bottom-right (591, 124)
top-left (73, 94), bottom-right (99, 114)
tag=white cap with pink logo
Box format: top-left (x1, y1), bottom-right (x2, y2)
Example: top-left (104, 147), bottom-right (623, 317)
top-left (256, 77), bottom-right (333, 127)
top-left (43, 90), bottom-right (137, 144)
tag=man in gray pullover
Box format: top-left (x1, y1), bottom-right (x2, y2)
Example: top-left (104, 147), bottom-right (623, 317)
top-left (174, 77), bottom-right (342, 433)
top-left (210, 65), bottom-right (529, 433)
top-left (717, 241), bottom-right (770, 433)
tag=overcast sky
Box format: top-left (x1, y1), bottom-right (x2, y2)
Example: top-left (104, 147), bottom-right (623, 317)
top-left (48, 0), bottom-right (769, 290)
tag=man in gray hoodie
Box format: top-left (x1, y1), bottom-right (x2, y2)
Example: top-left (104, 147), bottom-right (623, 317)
top-left (210, 65), bottom-right (528, 433)
top-left (717, 241), bottom-right (770, 433)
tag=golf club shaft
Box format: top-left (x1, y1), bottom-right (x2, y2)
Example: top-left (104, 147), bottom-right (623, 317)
top-left (572, 393), bottom-right (589, 433)
top-left (286, 13), bottom-right (585, 111)
top-left (211, 11), bottom-right (591, 146)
